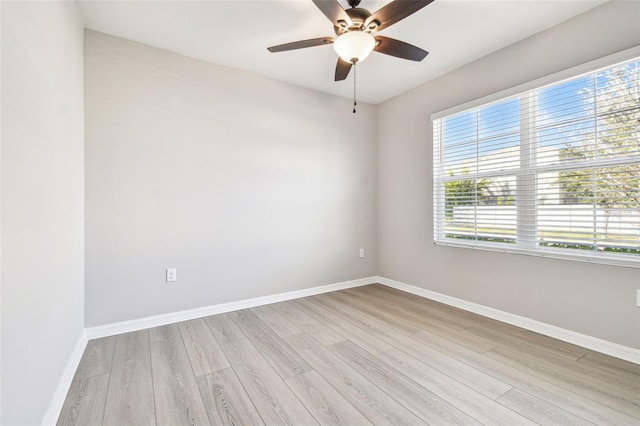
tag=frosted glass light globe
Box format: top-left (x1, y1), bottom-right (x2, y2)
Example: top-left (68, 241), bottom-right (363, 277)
top-left (333, 31), bottom-right (375, 63)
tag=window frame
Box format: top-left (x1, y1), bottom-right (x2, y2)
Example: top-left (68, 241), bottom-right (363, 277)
top-left (432, 46), bottom-right (640, 269)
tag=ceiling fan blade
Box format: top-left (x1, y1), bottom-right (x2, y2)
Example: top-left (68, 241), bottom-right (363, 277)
top-left (374, 35), bottom-right (428, 61)
top-left (267, 37), bottom-right (334, 53)
top-left (365, 0), bottom-right (434, 32)
top-left (335, 58), bottom-right (352, 81)
top-left (312, 0), bottom-right (352, 27)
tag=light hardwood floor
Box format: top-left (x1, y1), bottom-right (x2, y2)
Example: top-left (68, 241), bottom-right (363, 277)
top-left (58, 284), bottom-right (640, 425)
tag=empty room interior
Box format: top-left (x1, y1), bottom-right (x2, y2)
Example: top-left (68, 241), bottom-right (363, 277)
top-left (2, 0), bottom-right (640, 425)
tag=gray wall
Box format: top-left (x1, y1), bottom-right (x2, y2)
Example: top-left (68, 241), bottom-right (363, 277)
top-left (1, 2), bottom-right (85, 425)
top-left (377, 0), bottom-right (640, 349)
top-left (84, 31), bottom-right (377, 327)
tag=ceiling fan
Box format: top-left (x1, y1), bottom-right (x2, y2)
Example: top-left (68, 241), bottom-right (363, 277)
top-left (267, 0), bottom-right (433, 82)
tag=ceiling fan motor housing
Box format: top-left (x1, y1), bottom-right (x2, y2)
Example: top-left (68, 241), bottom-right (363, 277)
top-left (334, 7), bottom-right (378, 35)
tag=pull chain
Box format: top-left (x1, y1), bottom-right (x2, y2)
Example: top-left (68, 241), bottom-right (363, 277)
top-left (353, 61), bottom-right (357, 114)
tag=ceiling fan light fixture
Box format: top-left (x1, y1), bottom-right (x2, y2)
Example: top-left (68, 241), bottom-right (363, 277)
top-left (333, 31), bottom-right (375, 64)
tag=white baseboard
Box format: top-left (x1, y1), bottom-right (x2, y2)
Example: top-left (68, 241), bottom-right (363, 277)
top-left (84, 273), bottom-right (640, 363)
top-left (45, 274), bottom-right (639, 426)
top-left (86, 276), bottom-right (377, 340)
top-left (41, 329), bottom-right (88, 426)
top-left (376, 276), bottom-right (640, 365)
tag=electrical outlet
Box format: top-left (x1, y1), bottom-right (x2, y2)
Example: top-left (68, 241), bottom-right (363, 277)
top-left (359, 248), bottom-right (365, 258)
top-left (166, 268), bottom-right (177, 282)
top-left (636, 289), bottom-right (640, 308)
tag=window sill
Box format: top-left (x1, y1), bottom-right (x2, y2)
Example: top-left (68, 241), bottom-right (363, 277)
top-left (434, 239), bottom-right (640, 269)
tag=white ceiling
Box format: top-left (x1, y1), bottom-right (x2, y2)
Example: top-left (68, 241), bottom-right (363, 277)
top-left (78, 0), bottom-right (607, 104)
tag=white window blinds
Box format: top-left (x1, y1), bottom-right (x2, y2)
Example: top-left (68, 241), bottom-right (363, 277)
top-left (433, 53), bottom-right (640, 267)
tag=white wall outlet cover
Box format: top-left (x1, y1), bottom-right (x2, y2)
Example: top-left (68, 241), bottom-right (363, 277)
top-left (359, 248), bottom-right (365, 258)
top-left (166, 268), bottom-right (177, 282)
top-left (636, 289), bottom-right (640, 308)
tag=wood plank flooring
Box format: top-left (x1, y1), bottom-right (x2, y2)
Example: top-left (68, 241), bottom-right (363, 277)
top-left (58, 284), bottom-right (640, 425)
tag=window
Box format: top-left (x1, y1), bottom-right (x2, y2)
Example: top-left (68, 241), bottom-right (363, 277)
top-left (433, 50), bottom-right (640, 267)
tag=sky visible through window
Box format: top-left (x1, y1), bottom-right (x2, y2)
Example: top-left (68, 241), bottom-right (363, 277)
top-left (441, 60), bottom-right (639, 170)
